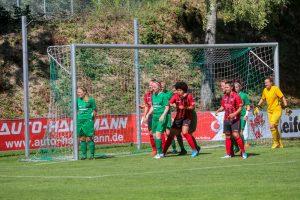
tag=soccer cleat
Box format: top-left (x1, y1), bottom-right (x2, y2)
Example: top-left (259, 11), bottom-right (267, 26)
top-left (242, 152), bottom-right (248, 159)
top-left (191, 150), bottom-right (199, 158)
top-left (159, 153), bottom-right (165, 158)
top-left (278, 139), bottom-right (284, 148)
top-left (271, 143), bottom-right (280, 149)
top-left (221, 154), bottom-right (232, 159)
top-left (177, 149), bottom-right (187, 156)
top-left (80, 157), bottom-right (87, 160)
top-left (154, 154), bottom-right (163, 159)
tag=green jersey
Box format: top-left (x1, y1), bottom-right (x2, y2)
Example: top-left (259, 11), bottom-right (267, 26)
top-left (77, 97), bottom-right (96, 120)
top-left (163, 90), bottom-right (173, 100)
top-left (239, 91), bottom-right (250, 116)
top-left (152, 92), bottom-right (169, 116)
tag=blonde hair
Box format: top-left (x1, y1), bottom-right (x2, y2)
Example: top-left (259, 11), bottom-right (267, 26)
top-left (77, 86), bottom-right (89, 101)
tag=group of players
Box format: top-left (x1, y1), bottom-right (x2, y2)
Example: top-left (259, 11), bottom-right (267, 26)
top-left (75, 76), bottom-right (290, 160)
top-left (141, 77), bottom-right (290, 159)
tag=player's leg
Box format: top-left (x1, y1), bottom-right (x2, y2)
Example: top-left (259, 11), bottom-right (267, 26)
top-left (153, 119), bottom-right (167, 158)
top-left (181, 120), bottom-right (199, 158)
top-left (166, 128), bottom-right (177, 153)
top-left (240, 116), bottom-right (248, 148)
top-left (83, 119), bottom-right (96, 159)
top-left (190, 111), bottom-right (201, 152)
top-left (79, 135), bottom-right (87, 160)
top-left (149, 114), bottom-right (157, 156)
top-left (231, 120), bottom-right (247, 159)
top-left (176, 134), bottom-right (187, 155)
top-left (269, 110), bottom-right (283, 148)
top-left (163, 128), bottom-right (179, 155)
top-left (221, 120), bottom-right (233, 158)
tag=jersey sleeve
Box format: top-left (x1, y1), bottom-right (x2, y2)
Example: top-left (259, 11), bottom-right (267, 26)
top-left (244, 94), bottom-right (251, 106)
top-left (275, 87), bottom-right (284, 98)
top-left (90, 98), bottom-right (97, 111)
top-left (261, 89), bottom-right (266, 100)
top-left (235, 94), bottom-right (243, 107)
top-left (187, 94), bottom-right (195, 107)
top-left (169, 94), bottom-right (177, 104)
top-left (162, 94), bottom-right (169, 107)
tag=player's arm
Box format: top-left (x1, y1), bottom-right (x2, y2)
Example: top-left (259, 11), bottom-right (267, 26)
top-left (215, 106), bottom-right (224, 116)
top-left (244, 94), bottom-right (251, 120)
top-left (229, 105), bottom-right (242, 119)
top-left (186, 94), bottom-right (195, 110)
top-left (278, 89), bottom-right (292, 115)
top-left (229, 96), bottom-right (243, 119)
top-left (144, 106), bottom-right (153, 122)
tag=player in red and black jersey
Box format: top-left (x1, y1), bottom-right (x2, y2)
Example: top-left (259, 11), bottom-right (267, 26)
top-left (163, 81), bottom-right (200, 158)
top-left (216, 81), bottom-right (247, 159)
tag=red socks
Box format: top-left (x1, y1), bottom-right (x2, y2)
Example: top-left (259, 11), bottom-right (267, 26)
top-left (163, 134), bottom-right (175, 154)
top-left (161, 134), bottom-right (166, 150)
top-left (225, 137), bottom-right (232, 155)
top-left (235, 136), bottom-right (245, 153)
top-left (183, 133), bottom-right (197, 150)
top-left (149, 134), bottom-right (157, 152)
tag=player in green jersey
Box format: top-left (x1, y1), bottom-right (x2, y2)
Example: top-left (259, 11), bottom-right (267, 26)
top-left (145, 81), bottom-right (170, 159)
top-left (77, 86), bottom-right (97, 160)
top-left (234, 81), bottom-right (251, 147)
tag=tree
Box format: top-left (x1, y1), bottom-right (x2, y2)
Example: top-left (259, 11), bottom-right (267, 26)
top-left (200, 0), bottom-right (288, 109)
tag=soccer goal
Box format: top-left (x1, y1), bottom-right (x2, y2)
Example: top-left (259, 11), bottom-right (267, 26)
top-left (29, 42), bottom-right (279, 161)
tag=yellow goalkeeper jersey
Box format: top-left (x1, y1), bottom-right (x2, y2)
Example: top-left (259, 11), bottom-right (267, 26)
top-left (262, 85), bottom-right (284, 112)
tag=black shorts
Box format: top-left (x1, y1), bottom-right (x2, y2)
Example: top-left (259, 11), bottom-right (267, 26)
top-left (147, 114), bottom-right (153, 131)
top-left (223, 119), bottom-right (240, 133)
top-left (172, 118), bottom-right (191, 130)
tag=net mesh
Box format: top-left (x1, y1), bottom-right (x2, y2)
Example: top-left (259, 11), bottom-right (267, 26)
top-left (31, 44), bottom-right (275, 161)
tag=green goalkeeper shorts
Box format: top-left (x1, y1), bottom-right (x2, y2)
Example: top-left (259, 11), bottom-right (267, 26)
top-left (166, 113), bottom-right (172, 129)
top-left (77, 119), bottom-right (94, 137)
top-left (152, 115), bottom-right (168, 134)
top-left (240, 116), bottom-right (246, 131)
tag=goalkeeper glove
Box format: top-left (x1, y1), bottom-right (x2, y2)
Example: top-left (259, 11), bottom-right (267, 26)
top-left (253, 106), bottom-right (260, 116)
top-left (285, 107), bottom-right (292, 116)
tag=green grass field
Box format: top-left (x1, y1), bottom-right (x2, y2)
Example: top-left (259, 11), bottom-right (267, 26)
top-left (1, 141), bottom-right (300, 200)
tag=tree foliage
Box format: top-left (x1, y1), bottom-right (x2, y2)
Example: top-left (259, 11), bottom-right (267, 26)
top-left (219, 0), bottom-right (288, 30)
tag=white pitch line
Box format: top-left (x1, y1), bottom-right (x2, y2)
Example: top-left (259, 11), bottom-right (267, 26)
top-left (0, 160), bottom-right (297, 180)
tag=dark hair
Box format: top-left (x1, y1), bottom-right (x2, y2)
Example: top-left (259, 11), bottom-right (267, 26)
top-left (175, 81), bottom-right (188, 92)
top-left (225, 81), bottom-right (236, 92)
top-left (265, 76), bottom-right (274, 83)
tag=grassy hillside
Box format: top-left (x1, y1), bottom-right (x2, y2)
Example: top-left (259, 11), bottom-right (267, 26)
top-left (0, 0), bottom-right (299, 119)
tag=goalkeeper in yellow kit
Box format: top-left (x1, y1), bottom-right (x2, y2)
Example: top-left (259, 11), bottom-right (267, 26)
top-left (254, 77), bottom-right (291, 149)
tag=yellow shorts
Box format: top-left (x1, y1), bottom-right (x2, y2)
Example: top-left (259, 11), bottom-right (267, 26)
top-left (267, 109), bottom-right (282, 126)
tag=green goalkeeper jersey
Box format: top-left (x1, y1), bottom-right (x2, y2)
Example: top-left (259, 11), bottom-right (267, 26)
top-left (152, 92), bottom-right (169, 116)
top-left (77, 97), bottom-right (96, 120)
top-left (239, 91), bottom-right (250, 116)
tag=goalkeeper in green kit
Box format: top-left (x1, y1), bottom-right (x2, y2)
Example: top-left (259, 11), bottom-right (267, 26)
top-left (77, 86), bottom-right (97, 160)
top-left (234, 81), bottom-right (251, 147)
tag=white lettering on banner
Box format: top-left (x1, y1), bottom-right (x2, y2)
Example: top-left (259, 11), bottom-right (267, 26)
top-left (100, 118), bottom-right (109, 130)
top-left (58, 120), bottom-right (70, 132)
top-left (32, 121), bottom-right (42, 134)
top-left (95, 117), bottom-right (128, 131)
top-left (11, 122), bottom-right (22, 135)
top-left (119, 118), bottom-right (127, 129)
top-left (0, 123), bottom-right (10, 135)
top-left (280, 109), bottom-right (300, 138)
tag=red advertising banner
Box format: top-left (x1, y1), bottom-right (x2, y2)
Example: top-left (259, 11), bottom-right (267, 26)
top-left (0, 115), bottom-right (136, 151)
